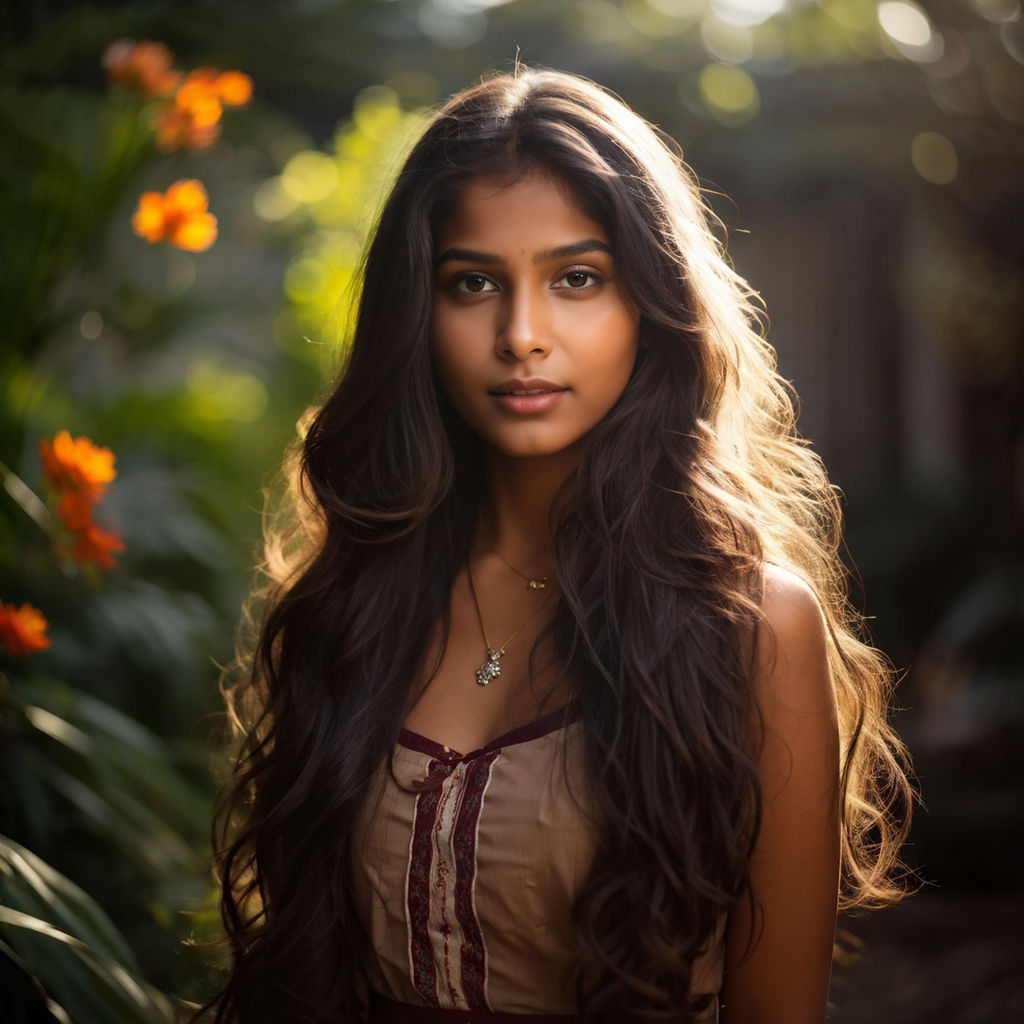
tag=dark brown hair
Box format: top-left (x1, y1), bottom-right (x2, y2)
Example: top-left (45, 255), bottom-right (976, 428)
top-left (204, 69), bottom-right (912, 1022)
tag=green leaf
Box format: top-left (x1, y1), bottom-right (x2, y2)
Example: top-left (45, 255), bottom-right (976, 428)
top-left (18, 749), bottom-right (193, 875)
top-left (0, 834), bottom-right (136, 967)
top-left (0, 936), bottom-right (71, 1023)
top-left (15, 677), bottom-right (211, 841)
top-left (0, 906), bottom-right (175, 1024)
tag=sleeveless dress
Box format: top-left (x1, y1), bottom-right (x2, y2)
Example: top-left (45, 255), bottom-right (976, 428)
top-left (351, 703), bottom-right (724, 1021)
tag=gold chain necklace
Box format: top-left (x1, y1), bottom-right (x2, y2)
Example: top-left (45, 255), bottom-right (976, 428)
top-left (481, 526), bottom-right (554, 590)
top-left (466, 560), bottom-right (549, 686)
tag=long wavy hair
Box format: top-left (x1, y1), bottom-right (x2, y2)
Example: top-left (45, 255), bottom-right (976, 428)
top-left (205, 69), bottom-right (912, 1022)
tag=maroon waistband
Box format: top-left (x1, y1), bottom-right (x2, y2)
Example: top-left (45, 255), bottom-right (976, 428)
top-left (368, 993), bottom-right (580, 1024)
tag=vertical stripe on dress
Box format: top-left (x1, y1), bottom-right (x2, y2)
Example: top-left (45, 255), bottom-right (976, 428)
top-left (453, 750), bottom-right (499, 1010)
top-left (404, 750), bottom-right (500, 1011)
top-left (407, 765), bottom-right (444, 1003)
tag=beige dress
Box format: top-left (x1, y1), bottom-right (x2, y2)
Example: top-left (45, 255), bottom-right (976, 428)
top-left (352, 704), bottom-right (723, 1019)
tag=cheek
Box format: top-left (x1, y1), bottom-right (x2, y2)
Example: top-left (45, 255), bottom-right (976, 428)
top-left (588, 314), bottom-right (640, 391)
top-left (431, 312), bottom-right (484, 407)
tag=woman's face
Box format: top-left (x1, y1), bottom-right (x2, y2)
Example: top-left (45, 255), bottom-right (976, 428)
top-left (431, 171), bottom-right (640, 464)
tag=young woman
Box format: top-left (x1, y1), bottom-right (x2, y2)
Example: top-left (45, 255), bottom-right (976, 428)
top-left (207, 69), bottom-right (912, 1023)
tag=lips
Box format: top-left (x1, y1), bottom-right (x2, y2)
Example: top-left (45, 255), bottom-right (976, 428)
top-left (489, 377), bottom-right (568, 414)
top-left (490, 377), bottom-right (567, 395)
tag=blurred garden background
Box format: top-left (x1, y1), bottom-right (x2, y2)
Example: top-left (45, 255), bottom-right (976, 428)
top-left (0, 0), bottom-right (1021, 1021)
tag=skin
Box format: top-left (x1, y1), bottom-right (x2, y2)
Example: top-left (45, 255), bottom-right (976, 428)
top-left (407, 171), bottom-right (639, 747)
top-left (406, 170), bottom-right (840, 1022)
top-left (721, 567), bottom-right (840, 1024)
top-left (430, 171), bottom-right (640, 471)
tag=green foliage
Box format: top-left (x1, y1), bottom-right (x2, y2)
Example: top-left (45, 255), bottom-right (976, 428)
top-left (0, 10), bottom-right (434, 1017)
top-left (258, 85), bottom-right (431, 363)
top-left (0, 837), bottom-right (176, 1024)
top-left (0, 85), bottom-right (154, 366)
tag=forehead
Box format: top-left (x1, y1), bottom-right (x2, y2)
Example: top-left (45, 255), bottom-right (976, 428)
top-left (436, 172), bottom-right (609, 251)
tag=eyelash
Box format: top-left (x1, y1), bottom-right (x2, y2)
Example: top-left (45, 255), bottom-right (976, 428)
top-left (450, 267), bottom-right (606, 296)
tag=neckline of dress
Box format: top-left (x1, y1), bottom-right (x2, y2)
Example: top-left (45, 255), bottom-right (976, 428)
top-left (398, 699), bottom-right (581, 763)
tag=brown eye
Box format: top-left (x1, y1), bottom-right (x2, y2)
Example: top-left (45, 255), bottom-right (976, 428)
top-left (557, 269), bottom-right (603, 290)
top-left (454, 274), bottom-right (496, 295)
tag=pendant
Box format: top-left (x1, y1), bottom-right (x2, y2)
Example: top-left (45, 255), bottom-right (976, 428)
top-left (527, 579), bottom-right (547, 590)
top-left (475, 648), bottom-right (504, 686)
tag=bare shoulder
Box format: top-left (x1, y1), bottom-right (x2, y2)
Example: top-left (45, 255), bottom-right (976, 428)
top-left (760, 563), bottom-right (826, 639)
top-left (722, 564), bottom-right (841, 1023)
top-left (755, 564), bottom-right (833, 713)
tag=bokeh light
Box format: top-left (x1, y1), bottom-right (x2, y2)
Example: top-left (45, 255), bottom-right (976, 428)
top-left (911, 131), bottom-right (959, 184)
top-left (877, 0), bottom-right (944, 63)
top-left (280, 151), bottom-right (340, 204)
top-left (648, 0), bottom-right (708, 16)
top-left (698, 62), bottom-right (761, 122)
top-left (183, 359), bottom-right (269, 434)
top-left (701, 16), bottom-right (755, 63)
top-left (80, 311), bottom-right (103, 340)
top-left (710, 0), bottom-right (787, 28)
top-left (1002, 21), bottom-right (1024, 65)
top-left (568, 0), bottom-right (633, 45)
top-left (253, 177), bottom-right (299, 222)
top-left (985, 56), bottom-right (1024, 121)
top-left (969, 0), bottom-right (1021, 23)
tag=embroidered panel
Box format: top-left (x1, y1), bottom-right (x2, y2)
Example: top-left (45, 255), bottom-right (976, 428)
top-left (405, 749), bottom-right (501, 1010)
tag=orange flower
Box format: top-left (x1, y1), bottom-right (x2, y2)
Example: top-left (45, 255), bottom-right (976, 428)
top-left (132, 180), bottom-right (218, 252)
top-left (213, 70), bottom-right (253, 107)
top-left (180, 67), bottom-right (253, 107)
top-left (35, 431), bottom-right (124, 572)
top-left (0, 601), bottom-right (51, 656)
top-left (153, 103), bottom-right (222, 151)
top-left (38, 431), bottom-right (116, 498)
top-left (102, 39), bottom-right (181, 98)
top-left (155, 72), bottom-right (223, 152)
top-left (153, 102), bottom-right (222, 151)
top-left (72, 523), bottom-right (126, 571)
top-left (151, 67), bottom-right (252, 152)
top-left (57, 490), bottom-right (96, 533)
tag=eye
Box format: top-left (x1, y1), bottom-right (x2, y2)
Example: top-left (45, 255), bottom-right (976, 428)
top-left (556, 268), bottom-right (604, 290)
top-left (453, 273), bottom-right (498, 295)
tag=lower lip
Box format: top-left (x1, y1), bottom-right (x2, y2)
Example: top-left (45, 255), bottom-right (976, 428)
top-left (492, 390), bottom-right (568, 414)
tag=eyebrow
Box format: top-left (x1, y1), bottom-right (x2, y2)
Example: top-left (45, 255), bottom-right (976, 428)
top-left (435, 238), bottom-right (613, 267)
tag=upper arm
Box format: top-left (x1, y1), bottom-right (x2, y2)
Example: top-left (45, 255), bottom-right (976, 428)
top-left (719, 566), bottom-right (840, 1024)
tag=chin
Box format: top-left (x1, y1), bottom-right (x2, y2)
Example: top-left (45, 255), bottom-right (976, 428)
top-left (486, 432), bottom-right (587, 462)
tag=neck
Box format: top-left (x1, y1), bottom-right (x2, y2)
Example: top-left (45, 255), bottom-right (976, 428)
top-left (476, 448), bottom-right (577, 570)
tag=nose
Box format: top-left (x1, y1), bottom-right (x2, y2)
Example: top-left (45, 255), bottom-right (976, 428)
top-left (496, 283), bottom-right (549, 360)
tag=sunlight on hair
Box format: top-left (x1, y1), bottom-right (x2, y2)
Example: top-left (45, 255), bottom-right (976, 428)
top-left (211, 69), bottom-right (918, 1023)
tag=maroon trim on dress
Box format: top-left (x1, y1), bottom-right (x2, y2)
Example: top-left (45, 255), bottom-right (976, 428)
top-left (399, 701), bottom-right (581, 761)
top-left (452, 749), bottom-right (500, 1011)
top-left (399, 729), bottom-right (462, 762)
top-left (369, 992), bottom-right (580, 1023)
top-left (407, 762), bottom-right (444, 1006)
